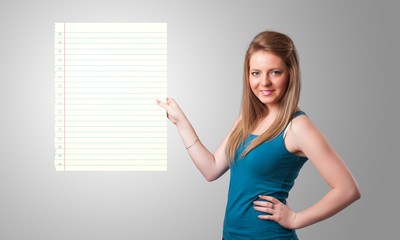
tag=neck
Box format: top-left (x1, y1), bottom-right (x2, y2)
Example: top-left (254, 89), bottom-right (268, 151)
top-left (251, 104), bottom-right (281, 135)
top-left (265, 103), bottom-right (280, 118)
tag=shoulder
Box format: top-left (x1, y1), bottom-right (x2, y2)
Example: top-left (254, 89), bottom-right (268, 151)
top-left (288, 112), bottom-right (332, 155)
top-left (285, 112), bottom-right (324, 156)
top-left (291, 112), bottom-right (314, 132)
top-left (290, 112), bottom-right (320, 141)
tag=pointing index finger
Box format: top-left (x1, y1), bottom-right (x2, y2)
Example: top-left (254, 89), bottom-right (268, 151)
top-left (156, 99), bottom-right (167, 109)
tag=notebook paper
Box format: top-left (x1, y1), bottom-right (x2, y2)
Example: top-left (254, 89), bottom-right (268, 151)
top-left (55, 23), bottom-right (167, 171)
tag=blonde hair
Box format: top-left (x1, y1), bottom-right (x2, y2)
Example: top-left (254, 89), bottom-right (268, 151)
top-left (226, 31), bottom-right (301, 162)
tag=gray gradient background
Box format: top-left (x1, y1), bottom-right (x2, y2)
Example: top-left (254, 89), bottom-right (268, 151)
top-left (0, 0), bottom-right (398, 239)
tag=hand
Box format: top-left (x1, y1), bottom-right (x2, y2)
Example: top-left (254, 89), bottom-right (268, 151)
top-left (253, 195), bottom-right (298, 230)
top-left (156, 98), bottom-right (186, 125)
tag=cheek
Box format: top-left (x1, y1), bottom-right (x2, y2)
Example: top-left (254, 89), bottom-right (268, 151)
top-left (276, 75), bottom-right (289, 91)
top-left (249, 77), bottom-right (258, 91)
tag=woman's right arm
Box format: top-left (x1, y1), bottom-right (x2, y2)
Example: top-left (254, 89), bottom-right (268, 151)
top-left (156, 98), bottom-right (240, 181)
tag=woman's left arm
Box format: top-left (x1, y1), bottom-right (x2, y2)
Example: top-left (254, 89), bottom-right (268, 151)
top-left (289, 115), bottom-right (361, 229)
top-left (254, 115), bottom-right (361, 229)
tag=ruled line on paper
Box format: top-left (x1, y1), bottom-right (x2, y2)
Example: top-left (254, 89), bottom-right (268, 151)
top-left (55, 23), bottom-right (167, 171)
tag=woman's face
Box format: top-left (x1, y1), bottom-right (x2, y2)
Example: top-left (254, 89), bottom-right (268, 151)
top-left (249, 50), bottom-right (289, 107)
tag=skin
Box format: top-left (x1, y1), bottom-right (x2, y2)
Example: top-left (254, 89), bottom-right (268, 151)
top-left (248, 50), bottom-right (289, 118)
top-left (248, 51), bottom-right (290, 135)
top-left (249, 51), bottom-right (361, 229)
top-left (156, 51), bottom-right (360, 230)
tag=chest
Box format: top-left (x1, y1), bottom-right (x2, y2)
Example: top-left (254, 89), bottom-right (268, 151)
top-left (232, 135), bottom-right (302, 179)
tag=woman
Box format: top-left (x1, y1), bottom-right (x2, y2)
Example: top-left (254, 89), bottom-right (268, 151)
top-left (157, 31), bottom-right (360, 240)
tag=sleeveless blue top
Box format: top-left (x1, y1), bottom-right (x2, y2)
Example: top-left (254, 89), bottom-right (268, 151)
top-left (223, 111), bottom-right (308, 240)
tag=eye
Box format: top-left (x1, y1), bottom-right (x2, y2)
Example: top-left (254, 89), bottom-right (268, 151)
top-left (251, 72), bottom-right (260, 76)
top-left (271, 71), bottom-right (282, 76)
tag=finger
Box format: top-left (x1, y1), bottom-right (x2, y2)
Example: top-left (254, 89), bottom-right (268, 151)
top-left (253, 201), bottom-right (274, 209)
top-left (257, 214), bottom-right (275, 221)
top-left (254, 206), bottom-right (275, 214)
top-left (156, 99), bottom-right (168, 110)
top-left (156, 99), bottom-right (164, 105)
top-left (259, 195), bottom-right (280, 204)
top-left (254, 206), bottom-right (267, 213)
top-left (253, 201), bottom-right (266, 207)
top-left (166, 97), bottom-right (174, 105)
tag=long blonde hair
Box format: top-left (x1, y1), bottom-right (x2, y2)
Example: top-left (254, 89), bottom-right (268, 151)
top-left (226, 31), bottom-right (301, 162)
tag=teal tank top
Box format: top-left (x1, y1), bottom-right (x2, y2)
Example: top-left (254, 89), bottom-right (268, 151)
top-left (223, 111), bottom-right (308, 240)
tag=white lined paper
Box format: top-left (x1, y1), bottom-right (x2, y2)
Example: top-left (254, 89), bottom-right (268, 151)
top-left (55, 23), bottom-right (167, 171)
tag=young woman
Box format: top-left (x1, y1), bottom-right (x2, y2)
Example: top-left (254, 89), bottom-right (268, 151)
top-left (157, 31), bottom-right (360, 240)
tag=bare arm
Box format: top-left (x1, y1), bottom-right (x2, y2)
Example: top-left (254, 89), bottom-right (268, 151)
top-left (254, 115), bottom-right (361, 229)
top-left (156, 98), bottom-right (240, 181)
top-left (291, 116), bottom-right (361, 228)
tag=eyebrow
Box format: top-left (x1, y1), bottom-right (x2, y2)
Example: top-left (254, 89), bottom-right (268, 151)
top-left (249, 67), bottom-right (285, 71)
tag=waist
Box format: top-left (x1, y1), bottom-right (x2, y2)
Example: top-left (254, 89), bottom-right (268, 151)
top-left (223, 191), bottom-right (295, 239)
top-left (223, 218), bottom-right (297, 240)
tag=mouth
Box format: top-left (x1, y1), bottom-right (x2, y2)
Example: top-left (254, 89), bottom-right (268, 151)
top-left (260, 90), bottom-right (274, 96)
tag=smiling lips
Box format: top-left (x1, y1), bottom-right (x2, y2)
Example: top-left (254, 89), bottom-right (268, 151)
top-left (260, 90), bottom-right (274, 96)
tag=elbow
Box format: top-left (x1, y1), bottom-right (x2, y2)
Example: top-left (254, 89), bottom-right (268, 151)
top-left (202, 165), bottom-right (224, 182)
top-left (205, 177), bottom-right (214, 182)
top-left (204, 174), bottom-right (218, 182)
top-left (336, 184), bottom-right (361, 205)
top-left (352, 186), bottom-right (361, 201)
top-left (351, 179), bottom-right (361, 201)
top-left (203, 171), bottom-right (221, 182)
top-left (347, 184), bottom-right (361, 203)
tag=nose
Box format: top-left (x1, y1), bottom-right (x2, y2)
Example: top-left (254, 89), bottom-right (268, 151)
top-left (261, 74), bottom-right (272, 86)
